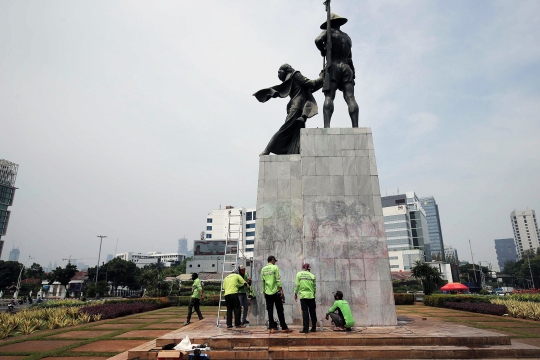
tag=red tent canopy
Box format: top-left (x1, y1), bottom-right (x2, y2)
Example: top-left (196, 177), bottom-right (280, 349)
top-left (440, 282), bottom-right (469, 291)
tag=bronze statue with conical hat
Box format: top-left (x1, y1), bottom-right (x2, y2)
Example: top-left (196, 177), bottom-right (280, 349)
top-left (315, 11), bottom-right (359, 128)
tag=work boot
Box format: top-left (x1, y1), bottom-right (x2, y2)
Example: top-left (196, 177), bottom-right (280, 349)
top-left (299, 329), bottom-right (309, 334)
top-left (281, 329), bottom-right (293, 333)
top-left (182, 321), bottom-right (191, 326)
top-left (310, 328), bottom-right (317, 332)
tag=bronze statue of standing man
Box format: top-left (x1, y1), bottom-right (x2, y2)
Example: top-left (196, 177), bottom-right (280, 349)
top-left (315, 2), bottom-right (359, 128)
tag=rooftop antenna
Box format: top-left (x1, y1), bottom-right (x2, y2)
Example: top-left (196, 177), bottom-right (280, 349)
top-left (114, 238), bottom-right (118, 257)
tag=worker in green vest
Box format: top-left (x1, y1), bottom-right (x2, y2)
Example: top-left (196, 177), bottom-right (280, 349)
top-left (183, 273), bottom-right (203, 325)
top-left (237, 265), bottom-right (251, 325)
top-left (223, 268), bottom-right (247, 329)
top-left (294, 263), bottom-right (317, 333)
top-left (261, 255), bottom-right (292, 333)
top-left (325, 290), bottom-right (355, 331)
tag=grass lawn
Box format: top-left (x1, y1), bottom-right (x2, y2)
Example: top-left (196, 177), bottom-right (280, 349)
top-left (0, 305), bottom-right (217, 360)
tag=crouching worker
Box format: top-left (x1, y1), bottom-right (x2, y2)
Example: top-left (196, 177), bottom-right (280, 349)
top-left (325, 290), bottom-right (355, 331)
top-left (223, 268), bottom-right (247, 329)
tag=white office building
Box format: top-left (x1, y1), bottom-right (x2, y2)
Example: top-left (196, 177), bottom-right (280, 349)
top-left (205, 206), bottom-right (256, 256)
top-left (116, 251), bottom-right (185, 268)
top-left (388, 249), bottom-right (424, 272)
top-left (511, 210), bottom-right (540, 260)
top-left (382, 191), bottom-right (431, 264)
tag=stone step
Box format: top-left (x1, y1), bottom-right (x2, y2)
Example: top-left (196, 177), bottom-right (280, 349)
top-left (126, 339), bottom-right (156, 360)
top-left (203, 343), bottom-right (540, 359)
top-left (156, 331), bottom-right (511, 348)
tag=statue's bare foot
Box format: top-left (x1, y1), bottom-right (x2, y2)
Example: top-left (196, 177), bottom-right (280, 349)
top-left (260, 150), bottom-right (270, 156)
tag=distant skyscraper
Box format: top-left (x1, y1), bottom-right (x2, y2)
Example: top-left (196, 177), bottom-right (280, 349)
top-left (8, 247), bottom-right (20, 262)
top-left (419, 196), bottom-right (445, 261)
top-left (178, 237), bottom-right (188, 254)
top-left (0, 159), bottom-right (19, 259)
top-left (105, 254), bottom-right (113, 263)
top-left (444, 245), bottom-right (459, 265)
top-left (494, 238), bottom-right (517, 272)
top-left (511, 210), bottom-right (540, 260)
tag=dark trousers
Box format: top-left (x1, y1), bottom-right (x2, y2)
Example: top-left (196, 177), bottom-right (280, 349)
top-left (225, 293), bottom-right (241, 327)
top-left (186, 297), bottom-right (203, 322)
top-left (265, 292), bottom-right (288, 330)
top-left (300, 298), bottom-right (317, 331)
top-left (329, 308), bottom-right (346, 328)
top-left (238, 292), bottom-right (249, 323)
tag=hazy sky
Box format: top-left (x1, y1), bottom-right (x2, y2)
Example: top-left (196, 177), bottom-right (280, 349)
top-left (1, 1), bottom-right (539, 271)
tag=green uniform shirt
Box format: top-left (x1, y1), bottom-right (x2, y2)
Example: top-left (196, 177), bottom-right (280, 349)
top-left (223, 273), bottom-right (246, 296)
top-left (294, 270), bottom-right (316, 299)
top-left (261, 263), bottom-right (282, 295)
top-left (191, 278), bottom-right (202, 299)
top-left (237, 273), bottom-right (249, 294)
top-left (327, 299), bottom-right (355, 328)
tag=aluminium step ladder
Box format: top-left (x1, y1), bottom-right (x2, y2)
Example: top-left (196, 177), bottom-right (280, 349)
top-left (216, 210), bottom-right (247, 327)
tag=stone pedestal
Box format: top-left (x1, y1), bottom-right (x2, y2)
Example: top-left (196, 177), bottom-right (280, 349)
top-left (251, 128), bottom-right (397, 327)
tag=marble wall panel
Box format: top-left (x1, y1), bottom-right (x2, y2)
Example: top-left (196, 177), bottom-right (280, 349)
top-left (344, 176), bottom-right (358, 196)
top-left (313, 135), bottom-right (328, 156)
top-left (290, 179), bottom-right (302, 199)
top-left (327, 135), bottom-right (342, 156)
top-left (355, 157), bottom-right (370, 176)
top-left (264, 161), bottom-right (278, 180)
top-left (300, 133), bottom-right (316, 156)
top-left (349, 258), bottom-right (365, 281)
top-left (258, 162), bottom-right (265, 179)
top-left (367, 133), bottom-right (374, 150)
top-left (301, 157), bottom-right (316, 176)
top-left (302, 176), bottom-right (317, 196)
top-left (357, 175), bottom-right (372, 195)
top-left (342, 156), bottom-right (356, 175)
top-left (277, 179), bottom-right (291, 199)
top-left (277, 161), bottom-right (291, 180)
top-left (341, 135), bottom-right (355, 150)
top-left (264, 179), bottom-right (278, 199)
top-left (371, 176), bottom-right (381, 196)
top-left (330, 176), bottom-right (345, 196)
top-left (290, 160), bottom-right (302, 180)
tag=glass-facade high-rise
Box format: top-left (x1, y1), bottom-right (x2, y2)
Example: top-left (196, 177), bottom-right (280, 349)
top-left (419, 196), bottom-right (445, 261)
top-left (495, 238), bottom-right (518, 272)
top-left (8, 247), bottom-right (20, 262)
top-left (0, 159), bottom-right (19, 260)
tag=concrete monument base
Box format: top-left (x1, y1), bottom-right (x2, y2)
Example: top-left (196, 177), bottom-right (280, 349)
top-left (251, 128), bottom-right (397, 327)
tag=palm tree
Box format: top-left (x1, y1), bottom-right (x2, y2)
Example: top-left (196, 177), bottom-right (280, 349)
top-left (411, 260), bottom-right (444, 295)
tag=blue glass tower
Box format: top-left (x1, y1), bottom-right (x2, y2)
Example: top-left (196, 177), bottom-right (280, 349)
top-left (419, 196), bottom-right (445, 261)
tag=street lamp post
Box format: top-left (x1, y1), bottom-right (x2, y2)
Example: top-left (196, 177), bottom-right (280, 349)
top-left (527, 254), bottom-right (535, 290)
top-left (14, 255), bottom-right (33, 299)
top-left (95, 236), bottom-right (107, 285)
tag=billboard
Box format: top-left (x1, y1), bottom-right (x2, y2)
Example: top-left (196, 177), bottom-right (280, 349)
top-left (194, 240), bottom-right (237, 256)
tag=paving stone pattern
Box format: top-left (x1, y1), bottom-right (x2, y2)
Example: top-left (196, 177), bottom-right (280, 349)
top-left (252, 128), bottom-right (397, 326)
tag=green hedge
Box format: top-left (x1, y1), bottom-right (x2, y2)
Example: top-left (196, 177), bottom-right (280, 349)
top-left (394, 293), bottom-right (414, 305)
top-left (424, 294), bottom-right (491, 307)
top-left (507, 294), bottom-right (540, 303)
top-left (104, 297), bottom-right (171, 308)
top-left (176, 295), bottom-right (220, 306)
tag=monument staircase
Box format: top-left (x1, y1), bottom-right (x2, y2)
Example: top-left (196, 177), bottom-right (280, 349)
top-left (122, 315), bottom-right (540, 359)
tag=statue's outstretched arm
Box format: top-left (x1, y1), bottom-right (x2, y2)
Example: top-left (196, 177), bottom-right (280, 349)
top-left (293, 72), bottom-right (323, 91)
